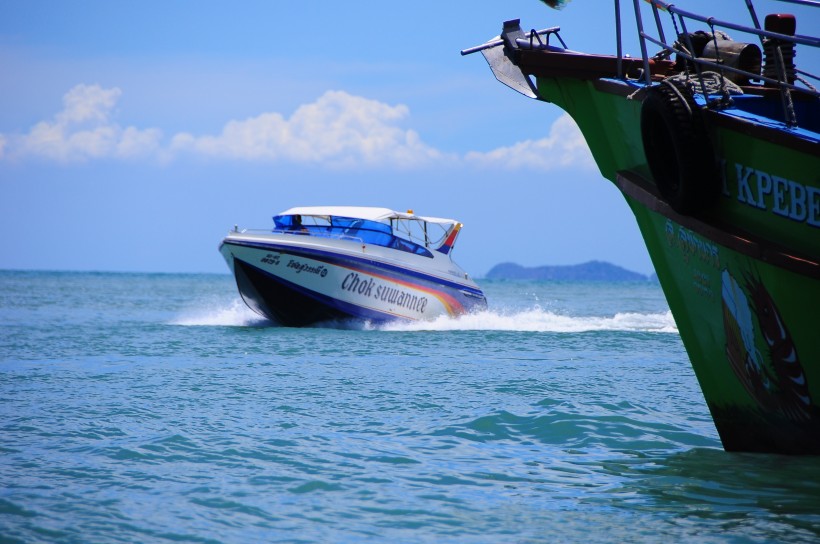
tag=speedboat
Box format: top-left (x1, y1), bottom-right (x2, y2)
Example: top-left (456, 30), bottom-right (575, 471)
top-left (219, 206), bottom-right (487, 326)
top-left (464, 1), bottom-right (819, 453)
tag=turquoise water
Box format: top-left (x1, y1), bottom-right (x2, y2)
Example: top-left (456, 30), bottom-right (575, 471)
top-left (2, 270), bottom-right (819, 543)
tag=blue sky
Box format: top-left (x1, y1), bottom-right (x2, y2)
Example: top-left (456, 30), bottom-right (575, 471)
top-left (1, 1), bottom-right (817, 277)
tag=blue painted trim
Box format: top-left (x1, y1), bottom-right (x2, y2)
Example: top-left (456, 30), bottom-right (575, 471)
top-left (223, 238), bottom-right (484, 296)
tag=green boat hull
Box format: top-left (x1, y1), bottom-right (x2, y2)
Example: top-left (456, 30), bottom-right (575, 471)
top-left (537, 76), bottom-right (820, 453)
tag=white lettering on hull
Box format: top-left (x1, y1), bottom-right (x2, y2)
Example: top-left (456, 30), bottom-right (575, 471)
top-left (732, 163), bottom-right (820, 228)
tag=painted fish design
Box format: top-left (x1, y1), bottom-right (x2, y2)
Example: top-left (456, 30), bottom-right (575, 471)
top-left (721, 270), bottom-right (812, 422)
top-left (745, 273), bottom-right (813, 422)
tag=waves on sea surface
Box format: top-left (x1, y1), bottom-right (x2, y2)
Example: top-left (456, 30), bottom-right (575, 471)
top-left (6, 272), bottom-right (820, 543)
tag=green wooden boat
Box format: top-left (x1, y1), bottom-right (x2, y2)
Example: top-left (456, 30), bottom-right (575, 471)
top-left (464, 0), bottom-right (820, 453)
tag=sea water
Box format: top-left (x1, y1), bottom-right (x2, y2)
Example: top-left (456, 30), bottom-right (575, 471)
top-left (2, 270), bottom-right (819, 543)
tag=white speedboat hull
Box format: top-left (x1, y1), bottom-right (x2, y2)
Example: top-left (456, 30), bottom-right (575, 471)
top-left (220, 235), bottom-right (486, 326)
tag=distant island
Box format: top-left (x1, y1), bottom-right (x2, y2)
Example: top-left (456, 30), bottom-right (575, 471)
top-left (485, 260), bottom-right (655, 282)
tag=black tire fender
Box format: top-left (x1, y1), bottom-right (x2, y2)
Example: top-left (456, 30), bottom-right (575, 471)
top-left (640, 80), bottom-right (719, 214)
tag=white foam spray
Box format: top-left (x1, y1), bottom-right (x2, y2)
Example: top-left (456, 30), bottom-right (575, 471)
top-left (170, 301), bottom-right (677, 333)
top-left (170, 299), bottom-right (268, 327)
top-left (378, 307), bottom-right (678, 333)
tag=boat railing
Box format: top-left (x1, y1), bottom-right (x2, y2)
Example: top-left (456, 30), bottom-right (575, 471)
top-left (237, 228), bottom-right (278, 235)
top-left (269, 226), bottom-right (361, 241)
top-left (236, 227), bottom-right (342, 240)
top-left (631, 0), bottom-right (820, 127)
top-left (460, 26), bottom-right (566, 56)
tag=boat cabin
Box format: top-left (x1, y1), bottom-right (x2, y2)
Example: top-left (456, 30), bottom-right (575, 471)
top-left (272, 206), bottom-right (463, 258)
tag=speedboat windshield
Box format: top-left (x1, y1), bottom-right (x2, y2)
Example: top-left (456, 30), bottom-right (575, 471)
top-left (273, 213), bottom-right (437, 258)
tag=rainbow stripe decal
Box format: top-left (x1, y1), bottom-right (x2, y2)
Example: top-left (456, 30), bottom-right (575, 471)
top-left (436, 223), bottom-right (462, 256)
top-left (344, 264), bottom-right (466, 318)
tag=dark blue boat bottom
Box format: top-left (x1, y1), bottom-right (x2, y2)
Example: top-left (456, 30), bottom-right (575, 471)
top-left (233, 258), bottom-right (348, 327)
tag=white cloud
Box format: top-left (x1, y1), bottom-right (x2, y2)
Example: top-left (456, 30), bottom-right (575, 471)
top-left (3, 84), bottom-right (162, 163)
top-left (117, 126), bottom-right (163, 159)
top-left (171, 90), bottom-right (444, 168)
top-left (57, 84), bottom-right (121, 125)
top-left (464, 113), bottom-right (595, 170)
top-left (0, 85), bottom-right (595, 173)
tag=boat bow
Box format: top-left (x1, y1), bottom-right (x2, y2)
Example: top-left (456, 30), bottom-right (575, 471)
top-left (464, 0), bottom-right (820, 454)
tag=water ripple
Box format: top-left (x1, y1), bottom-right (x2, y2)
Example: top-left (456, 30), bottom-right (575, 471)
top-left (3, 272), bottom-right (818, 543)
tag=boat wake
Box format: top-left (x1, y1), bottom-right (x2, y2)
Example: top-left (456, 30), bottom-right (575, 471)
top-left (376, 308), bottom-right (678, 333)
top-left (170, 300), bottom-right (269, 327)
top-left (171, 302), bottom-right (677, 334)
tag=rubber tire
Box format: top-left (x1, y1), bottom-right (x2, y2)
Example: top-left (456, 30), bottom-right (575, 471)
top-left (640, 80), bottom-right (718, 214)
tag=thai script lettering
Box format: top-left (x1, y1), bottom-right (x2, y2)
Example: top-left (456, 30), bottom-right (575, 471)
top-left (730, 163), bottom-right (820, 228)
top-left (287, 259), bottom-right (328, 277)
top-left (692, 269), bottom-right (714, 300)
top-left (342, 272), bottom-right (429, 314)
top-left (666, 220), bottom-right (720, 268)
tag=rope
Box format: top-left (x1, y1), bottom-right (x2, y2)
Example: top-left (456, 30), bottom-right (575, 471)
top-left (626, 72), bottom-right (742, 105)
top-left (668, 72), bottom-right (743, 96)
top-left (774, 45), bottom-right (798, 127)
top-left (669, 10), bottom-right (691, 81)
top-left (796, 75), bottom-right (818, 92)
top-left (659, 78), bottom-right (693, 116)
top-left (708, 20), bottom-right (734, 106)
